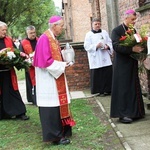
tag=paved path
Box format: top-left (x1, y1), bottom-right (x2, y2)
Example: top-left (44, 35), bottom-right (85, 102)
top-left (18, 80), bottom-right (150, 150)
top-left (91, 93), bottom-right (150, 150)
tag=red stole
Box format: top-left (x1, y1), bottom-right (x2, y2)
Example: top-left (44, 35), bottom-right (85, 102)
top-left (44, 30), bottom-right (75, 126)
top-left (4, 37), bottom-right (19, 90)
top-left (21, 39), bottom-right (37, 86)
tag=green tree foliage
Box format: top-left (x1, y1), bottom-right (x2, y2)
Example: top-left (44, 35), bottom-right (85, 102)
top-left (0, 0), bottom-right (59, 38)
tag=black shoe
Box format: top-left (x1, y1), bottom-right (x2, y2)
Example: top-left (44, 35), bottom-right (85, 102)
top-left (119, 117), bottom-right (133, 123)
top-left (104, 92), bottom-right (111, 96)
top-left (97, 93), bottom-right (105, 97)
top-left (53, 138), bottom-right (70, 145)
top-left (16, 114), bottom-right (29, 120)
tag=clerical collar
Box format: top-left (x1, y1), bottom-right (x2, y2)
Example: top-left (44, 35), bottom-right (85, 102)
top-left (26, 37), bottom-right (36, 41)
top-left (91, 29), bottom-right (102, 34)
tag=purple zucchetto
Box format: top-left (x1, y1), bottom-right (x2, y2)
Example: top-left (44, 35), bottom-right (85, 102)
top-left (125, 9), bottom-right (136, 15)
top-left (49, 15), bottom-right (62, 23)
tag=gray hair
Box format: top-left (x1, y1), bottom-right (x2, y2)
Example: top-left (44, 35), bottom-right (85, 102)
top-left (48, 20), bottom-right (62, 29)
top-left (0, 21), bottom-right (7, 27)
top-left (26, 25), bottom-right (35, 31)
top-left (92, 18), bottom-right (101, 23)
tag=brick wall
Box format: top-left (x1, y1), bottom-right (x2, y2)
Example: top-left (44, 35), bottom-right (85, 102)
top-left (99, 0), bottom-right (109, 31)
top-left (71, 0), bottom-right (92, 42)
top-left (61, 42), bottom-right (90, 91)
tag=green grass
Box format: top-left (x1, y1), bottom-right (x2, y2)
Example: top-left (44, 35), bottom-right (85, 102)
top-left (0, 99), bottom-right (107, 150)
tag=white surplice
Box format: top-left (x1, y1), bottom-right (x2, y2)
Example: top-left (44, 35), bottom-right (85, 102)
top-left (84, 30), bottom-right (113, 69)
top-left (35, 61), bottom-right (70, 107)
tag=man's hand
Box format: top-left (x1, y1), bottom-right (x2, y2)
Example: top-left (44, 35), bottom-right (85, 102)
top-left (96, 42), bottom-right (104, 49)
top-left (104, 44), bottom-right (110, 50)
top-left (132, 45), bottom-right (144, 53)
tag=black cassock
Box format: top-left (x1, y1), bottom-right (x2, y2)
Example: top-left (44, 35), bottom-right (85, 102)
top-left (0, 38), bottom-right (26, 119)
top-left (110, 24), bottom-right (145, 119)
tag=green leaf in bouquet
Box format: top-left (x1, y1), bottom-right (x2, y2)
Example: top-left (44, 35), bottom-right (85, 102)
top-left (130, 52), bottom-right (147, 61)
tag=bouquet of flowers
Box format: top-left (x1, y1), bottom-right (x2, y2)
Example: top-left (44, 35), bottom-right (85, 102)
top-left (0, 48), bottom-right (30, 70)
top-left (119, 24), bottom-right (148, 61)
